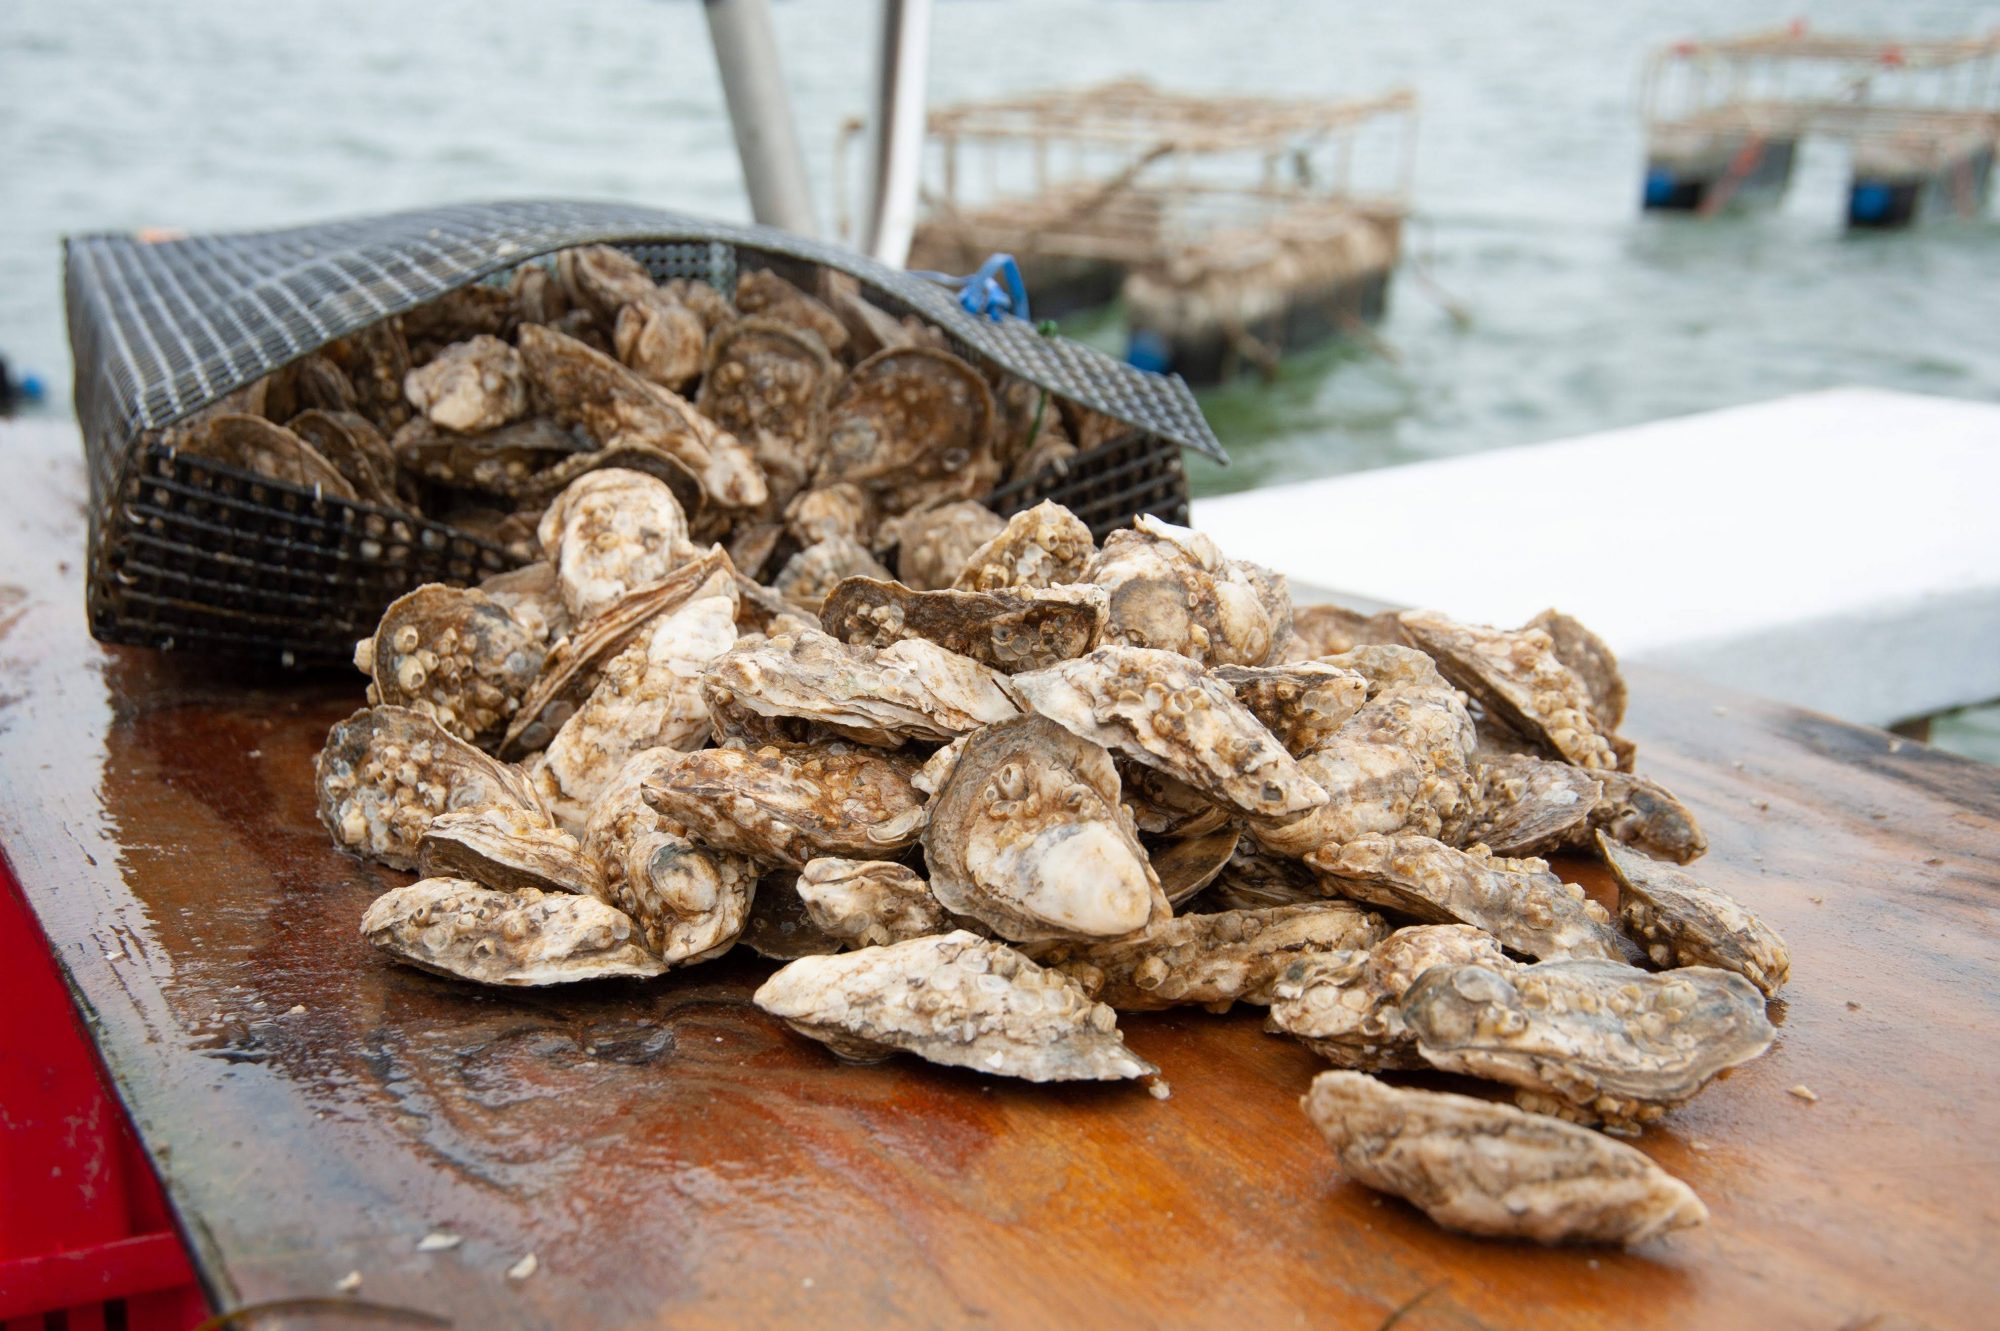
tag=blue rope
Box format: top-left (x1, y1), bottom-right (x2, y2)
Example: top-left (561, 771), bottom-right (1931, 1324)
top-left (911, 252), bottom-right (1031, 323)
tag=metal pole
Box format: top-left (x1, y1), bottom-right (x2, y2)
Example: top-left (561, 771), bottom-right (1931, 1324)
top-left (857, 0), bottom-right (933, 266)
top-left (703, 0), bottom-right (818, 237)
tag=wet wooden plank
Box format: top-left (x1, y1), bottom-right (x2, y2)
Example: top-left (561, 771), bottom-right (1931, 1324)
top-left (1, 422), bottom-right (1996, 1329)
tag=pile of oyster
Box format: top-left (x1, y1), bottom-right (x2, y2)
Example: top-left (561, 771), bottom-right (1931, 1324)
top-left (297, 255), bottom-right (1791, 1249)
top-left (163, 244), bottom-right (1117, 579)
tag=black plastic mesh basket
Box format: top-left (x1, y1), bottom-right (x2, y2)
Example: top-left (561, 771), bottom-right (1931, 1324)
top-left (66, 200), bottom-right (1225, 666)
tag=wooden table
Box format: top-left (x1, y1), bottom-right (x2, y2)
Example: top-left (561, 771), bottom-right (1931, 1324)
top-left (3, 421), bottom-right (1997, 1329)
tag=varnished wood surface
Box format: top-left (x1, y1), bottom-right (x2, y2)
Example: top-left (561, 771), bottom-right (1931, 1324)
top-left (2, 422), bottom-right (1997, 1330)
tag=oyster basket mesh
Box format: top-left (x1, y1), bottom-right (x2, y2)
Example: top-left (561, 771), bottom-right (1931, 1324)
top-left (66, 199), bottom-right (1224, 665)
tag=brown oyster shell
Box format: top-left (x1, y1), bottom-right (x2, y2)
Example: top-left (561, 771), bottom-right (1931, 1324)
top-left (817, 347), bottom-right (998, 515)
top-left (701, 628), bottom-right (1017, 748)
top-left (1037, 901), bottom-right (1386, 1013)
top-left (517, 322), bottom-right (767, 510)
top-left (739, 869), bottom-right (846, 960)
top-left (770, 537), bottom-right (893, 613)
top-left (887, 501), bottom-right (1007, 591)
top-left (390, 415), bottom-right (587, 498)
top-left (554, 244), bottom-right (659, 323)
top-left (361, 879), bottom-right (663, 986)
top-left (1147, 825), bottom-right (1243, 907)
top-left (697, 317), bottom-right (841, 512)
top-left (1198, 841), bottom-right (1323, 911)
top-left (922, 714), bottom-right (1168, 942)
top-left (1265, 924), bottom-right (1510, 1069)
top-left (1119, 763), bottom-right (1231, 839)
top-left (615, 288), bottom-right (707, 393)
top-left (732, 267), bottom-right (850, 356)
top-left (1400, 610), bottom-right (1619, 771)
top-left (1599, 836), bottom-right (1788, 995)
top-left (1288, 603), bottom-right (1409, 658)
top-left (784, 482), bottom-right (876, 549)
top-left (754, 930), bottom-right (1156, 1082)
top-left (796, 858), bottom-right (953, 948)
top-left (820, 577), bottom-right (1107, 674)
top-left (417, 806), bottom-right (605, 898)
top-left (1300, 1072), bottom-right (1708, 1246)
top-left (1564, 768), bottom-right (1708, 864)
top-left (951, 499), bottom-right (1095, 594)
top-left (1211, 661), bottom-right (1368, 756)
top-left (315, 706), bottom-right (545, 871)
top-left (356, 583), bottom-right (545, 747)
top-left (286, 409), bottom-right (403, 508)
top-left (1008, 645), bottom-right (1326, 819)
top-left (642, 741), bottom-right (928, 869)
top-left (1306, 834), bottom-right (1624, 963)
top-left (402, 334), bottom-right (529, 435)
top-left (1455, 753), bottom-right (1603, 856)
top-left (1086, 515), bottom-right (1291, 667)
top-left (1402, 958), bottom-right (1776, 1134)
top-left (1527, 608), bottom-right (1627, 732)
top-left (173, 413), bottom-right (358, 501)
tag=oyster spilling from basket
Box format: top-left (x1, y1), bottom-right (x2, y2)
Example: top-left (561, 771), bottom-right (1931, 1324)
top-left (291, 246), bottom-right (1792, 1250)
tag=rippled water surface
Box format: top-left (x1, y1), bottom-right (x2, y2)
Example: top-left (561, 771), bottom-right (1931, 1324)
top-left (3, 0), bottom-right (1994, 747)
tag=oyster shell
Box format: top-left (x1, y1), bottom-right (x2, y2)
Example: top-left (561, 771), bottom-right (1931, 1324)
top-left (1009, 646), bottom-right (1326, 819)
top-left (517, 322), bottom-right (767, 510)
top-left (732, 267), bottom-right (849, 356)
top-left (817, 347), bottom-right (998, 515)
top-left (1211, 662), bottom-right (1368, 756)
top-left (361, 879), bottom-right (664, 986)
top-left (554, 244), bottom-right (658, 323)
top-left (390, 415), bottom-right (586, 498)
top-left (1118, 763), bottom-right (1231, 839)
top-left (1265, 924), bottom-right (1510, 1069)
top-left (322, 318), bottom-right (413, 434)
top-left (315, 706), bottom-right (545, 871)
top-left (1147, 824), bottom-right (1241, 905)
top-left (1402, 958), bottom-right (1776, 1133)
top-left (401, 282), bottom-right (518, 354)
top-left (796, 857), bottom-right (953, 948)
top-left (1527, 608), bottom-right (1627, 732)
top-left (355, 584), bottom-right (546, 747)
top-left (286, 409), bottom-right (403, 508)
top-left (642, 740), bottom-right (928, 868)
top-left (1306, 834), bottom-right (1624, 963)
top-left (402, 335), bottom-right (529, 435)
top-left (475, 560), bottom-right (570, 647)
top-left (1086, 515), bottom-right (1292, 667)
top-left (1198, 841), bottom-right (1322, 911)
top-left (888, 501), bottom-right (1006, 591)
top-left (754, 931), bottom-right (1156, 1082)
top-left (264, 354), bottom-right (359, 421)
top-left (739, 869), bottom-right (846, 960)
top-left (820, 578), bottom-right (1106, 673)
top-left (950, 500), bottom-right (1094, 594)
top-left (1300, 1072), bottom-right (1708, 1246)
top-left (582, 748), bottom-right (760, 965)
top-left (1245, 651), bottom-right (1477, 856)
top-left (922, 715), bottom-right (1168, 942)
top-left (771, 537), bottom-right (893, 613)
top-left (502, 548), bottom-right (731, 756)
top-left (1288, 603), bottom-right (1407, 658)
top-left (417, 806), bottom-right (606, 898)
top-left (537, 467), bottom-right (692, 622)
top-left (1399, 610), bottom-right (1618, 771)
top-left (174, 413), bottom-right (358, 500)
top-left (701, 628), bottom-right (1018, 747)
top-left (784, 482), bottom-right (876, 548)
top-left (615, 288), bottom-right (707, 392)
top-left (1037, 902), bottom-right (1387, 1013)
top-left (1565, 768), bottom-right (1708, 864)
top-left (1600, 836), bottom-right (1789, 995)
top-left (531, 565), bottom-right (738, 830)
top-left (697, 318), bottom-right (841, 511)
top-left (1454, 753), bottom-right (1602, 856)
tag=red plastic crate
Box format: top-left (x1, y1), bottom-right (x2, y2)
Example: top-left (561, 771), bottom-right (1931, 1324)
top-left (0, 854), bottom-right (208, 1330)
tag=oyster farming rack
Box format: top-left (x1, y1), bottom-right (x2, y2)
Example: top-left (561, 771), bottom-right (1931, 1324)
top-left (66, 200), bottom-right (1225, 665)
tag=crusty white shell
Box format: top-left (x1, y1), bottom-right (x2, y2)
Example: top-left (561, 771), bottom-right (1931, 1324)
top-left (796, 857), bottom-right (953, 948)
top-left (360, 878), bottom-right (663, 986)
top-left (537, 468), bottom-right (692, 621)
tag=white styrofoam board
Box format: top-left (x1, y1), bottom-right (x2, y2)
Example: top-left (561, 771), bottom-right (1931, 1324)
top-left (1193, 389), bottom-right (2000, 725)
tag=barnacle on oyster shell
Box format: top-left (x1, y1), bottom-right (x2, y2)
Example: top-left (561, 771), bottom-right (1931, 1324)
top-left (1306, 834), bottom-right (1624, 962)
top-left (357, 583), bottom-right (545, 747)
top-left (361, 879), bottom-right (663, 986)
top-left (922, 715), bottom-right (1168, 942)
top-left (1034, 902), bottom-right (1386, 1012)
top-left (1086, 515), bottom-right (1291, 667)
top-left (1265, 924), bottom-right (1511, 1069)
top-left (315, 706), bottom-right (545, 871)
top-left (796, 858), bottom-right (953, 948)
top-left (642, 741), bottom-right (929, 869)
top-left (754, 931), bottom-right (1157, 1082)
top-left (951, 499), bottom-right (1095, 593)
top-left (1599, 835), bottom-right (1789, 995)
top-left (819, 577), bottom-right (1107, 673)
top-left (1527, 608), bottom-right (1627, 732)
top-left (1401, 958), bottom-right (1776, 1134)
top-left (1008, 645), bottom-right (1327, 819)
top-left (697, 317), bottom-right (840, 511)
top-left (1454, 753), bottom-right (1602, 856)
top-left (1301, 1072), bottom-right (1708, 1246)
top-left (1211, 661), bottom-right (1368, 757)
